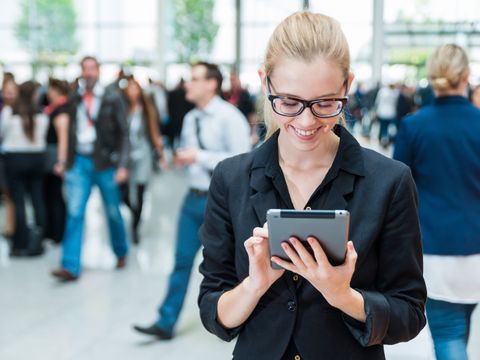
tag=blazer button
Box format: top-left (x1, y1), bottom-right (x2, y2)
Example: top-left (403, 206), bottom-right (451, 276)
top-left (293, 274), bottom-right (299, 281)
top-left (287, 300), bottom-right (296, 312)
top-left (294, 356), bottom-right (301, 360)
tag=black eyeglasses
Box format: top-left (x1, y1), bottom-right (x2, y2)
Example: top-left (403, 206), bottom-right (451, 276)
top-left (266, 76), bottom-right (348, 118)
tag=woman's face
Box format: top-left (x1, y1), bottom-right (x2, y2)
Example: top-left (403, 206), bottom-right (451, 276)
top-left (125, 81), bottom-right (141, 102)
top-left (262, 57), bottom-right (352, 152)
top-left (47, 86), bottom-right (60, 102)
top-left (2, 80), bottom-right (18, 106)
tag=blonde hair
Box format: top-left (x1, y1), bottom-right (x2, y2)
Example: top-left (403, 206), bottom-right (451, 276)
top-left (262, 12), bottom-right (351, 139)
top-left (427, 44), bottom-right (469, 93)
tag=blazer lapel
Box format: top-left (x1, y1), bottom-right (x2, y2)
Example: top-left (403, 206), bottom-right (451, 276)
top-left (322, 170), bottom-right (356, 211)
top-left (249, 134), bottom-right (282, 225)
top-left (251, 190), bottom-right (277, 226)
top-left (249, 136), bottom-right (298, 295)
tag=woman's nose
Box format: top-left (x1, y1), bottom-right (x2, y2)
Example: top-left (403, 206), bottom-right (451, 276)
top-left (295, 107), bottom-right (319, 127)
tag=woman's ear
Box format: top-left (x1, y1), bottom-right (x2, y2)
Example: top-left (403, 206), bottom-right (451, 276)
top-left (258, 68), bottom-right (268, 96)
top-left (346, 72), bottom-right (355, 94)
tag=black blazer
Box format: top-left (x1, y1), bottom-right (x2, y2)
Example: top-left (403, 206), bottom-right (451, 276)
top-left (198, 126), bottom-right (426, 360)
top-left (67, 87), bottom-right (129, 171)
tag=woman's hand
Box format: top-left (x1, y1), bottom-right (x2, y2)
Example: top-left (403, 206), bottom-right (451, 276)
top-left (53, 161), bottom-right (66, 178)
top-left (243, 224), bottom-right (285, 296)
top-left (217, 224), bottom-right (285, 329)
top-left (272, 237), bottom-right (358, 309)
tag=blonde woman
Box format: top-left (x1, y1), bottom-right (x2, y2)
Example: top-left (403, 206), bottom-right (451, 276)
top-left (198, 12), bottom-right (426, 360)
top-left (394, 44), bottom-right (480, 360)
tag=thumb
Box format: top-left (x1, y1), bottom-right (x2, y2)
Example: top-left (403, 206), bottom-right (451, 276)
top-left (345, 241), bottom-right (358, 271)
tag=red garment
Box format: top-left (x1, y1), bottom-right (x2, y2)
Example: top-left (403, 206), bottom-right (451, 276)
top-left (44, 96), bottom-right (68, 115)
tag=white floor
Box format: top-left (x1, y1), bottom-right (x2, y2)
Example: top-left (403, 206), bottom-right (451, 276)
top-left (0, 148), bottom-right (479, 360)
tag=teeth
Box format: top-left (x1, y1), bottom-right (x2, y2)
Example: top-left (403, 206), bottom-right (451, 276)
top-left (294, 127), bottom-right (319, 136)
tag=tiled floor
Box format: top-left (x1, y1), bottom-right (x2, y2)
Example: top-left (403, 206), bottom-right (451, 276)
top-left (0, 147), bottom-right (479, 360)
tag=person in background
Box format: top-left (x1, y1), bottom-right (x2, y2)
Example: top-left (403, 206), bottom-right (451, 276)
top-left (224, 70), bottom-right (258, 143)
top-left (1, 81), bottom-right (48, 256)
top-left (394, 43), bottom-right (480, 360)
top-left (0, 75), bottom-right (18, 239)
top-left (375, 82), bottom-right (399, 147)
top-left (122, 77), bottom-right (164, 244)
top-left (43, 78), bottom-right (71, 244)
top-left (198, 12), bottom-right (426, 359)
top-left (133, 61), bottom-right (251, 340)
top-left (166, 78), bottom-right (194, 151)
top-left (51, 56), bottom-right (129, 281)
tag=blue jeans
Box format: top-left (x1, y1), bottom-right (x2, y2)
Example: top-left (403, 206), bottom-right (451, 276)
top-left (61, 155), bottom-right (128, 276)
top-left (427, 298), bottom-right (477, 360)
top-left (378, 116), bottom-right (394, 144)
top-left (156, 190), bottom-right (207, 334)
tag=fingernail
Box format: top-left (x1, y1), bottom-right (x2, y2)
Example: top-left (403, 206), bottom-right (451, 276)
top-left (289, 237), bottom-right (296, 245)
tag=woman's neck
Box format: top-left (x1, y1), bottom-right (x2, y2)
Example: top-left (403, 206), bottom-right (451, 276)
top-left (278, 130), bottom-right (340, 172)
top-left (435, 82), bottom-right (467, 97)
top-left (129, 101), bottom-right (141, 112)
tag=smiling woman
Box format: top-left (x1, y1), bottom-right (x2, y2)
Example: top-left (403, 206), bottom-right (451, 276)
top-left (198, 11), bottom-right (427, 360)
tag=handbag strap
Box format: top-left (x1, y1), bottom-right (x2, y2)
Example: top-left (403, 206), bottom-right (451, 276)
top-left (194, 115), bottom-right (213, 177)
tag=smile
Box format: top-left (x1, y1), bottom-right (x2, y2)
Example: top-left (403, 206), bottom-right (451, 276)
top-left (291, 126), bottom-right (322, 137)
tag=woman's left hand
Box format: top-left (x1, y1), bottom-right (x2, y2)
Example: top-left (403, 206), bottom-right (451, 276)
top-left (271, 237), bottom-right (358, 308)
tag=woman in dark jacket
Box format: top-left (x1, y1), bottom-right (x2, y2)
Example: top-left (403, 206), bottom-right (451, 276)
top-left (1, 81), bottom-right (48, 256)
top-left (198, 11), bottom-right (426, 360)
top-left (394, 44), bottom-right (480, 360)
top-left (43, 78), bottom-right (71, 244)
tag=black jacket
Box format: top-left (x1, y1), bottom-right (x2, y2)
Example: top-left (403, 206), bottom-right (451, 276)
top-left (198, 125), bottom-right (426, 360)
top-left (67, 87), bottom-right (129, 170)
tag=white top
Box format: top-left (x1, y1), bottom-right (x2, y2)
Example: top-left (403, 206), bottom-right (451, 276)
top-left (180, 95), bottom-right (251, 190)
top-left (423, 254), bottom-right (480, 303)
top-left (375, 86), bottom-right (399, 119)
top-left (75, 83), bottom-right (104, 155)
top-left (0, 106), bottom-right (48, 152)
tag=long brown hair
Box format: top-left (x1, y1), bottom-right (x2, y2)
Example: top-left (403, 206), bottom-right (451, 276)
top-left (12, 81), bottom-right (39, 142)
top-left (122, 77), bottom-right (162, 148)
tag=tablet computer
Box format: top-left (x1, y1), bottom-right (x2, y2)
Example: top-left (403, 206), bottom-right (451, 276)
top-left (267, 209), bottom-right (349, 269)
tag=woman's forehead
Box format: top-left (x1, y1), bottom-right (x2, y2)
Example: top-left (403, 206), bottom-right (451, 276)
top-left (270, 57), bottom-right (345, 98)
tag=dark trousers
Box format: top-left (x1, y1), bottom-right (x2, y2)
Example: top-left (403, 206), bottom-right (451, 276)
top-left (122, 183), bottom-right (146, 240)
top-left (4, 152), bottom-right (46, 250)
top-left (43, 172), bottom-right (66, 243)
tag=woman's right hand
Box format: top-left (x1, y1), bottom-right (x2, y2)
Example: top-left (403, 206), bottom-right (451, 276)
top-left (243, 224), bottom-right (285, 296)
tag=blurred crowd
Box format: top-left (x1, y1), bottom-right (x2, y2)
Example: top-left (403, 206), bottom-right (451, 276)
top-left (346, 79), bottom-right (480, 147)
top-left (2, 59), bottom-right (480, 260)
top-left (0, 58), bottom-right (260, 260)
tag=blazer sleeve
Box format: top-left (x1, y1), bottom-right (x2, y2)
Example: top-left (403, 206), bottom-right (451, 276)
top-left (343, 167), bottom-right (427, 346)
top-left (197, 161), bottom-right (243, 341)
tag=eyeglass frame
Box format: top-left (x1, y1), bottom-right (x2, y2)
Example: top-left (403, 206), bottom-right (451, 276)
top-left (266, 75), bottom-right (349, 118)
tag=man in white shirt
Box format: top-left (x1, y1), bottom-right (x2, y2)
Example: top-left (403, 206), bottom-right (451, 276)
top-left (133, 62), bottom-right (251, 339)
